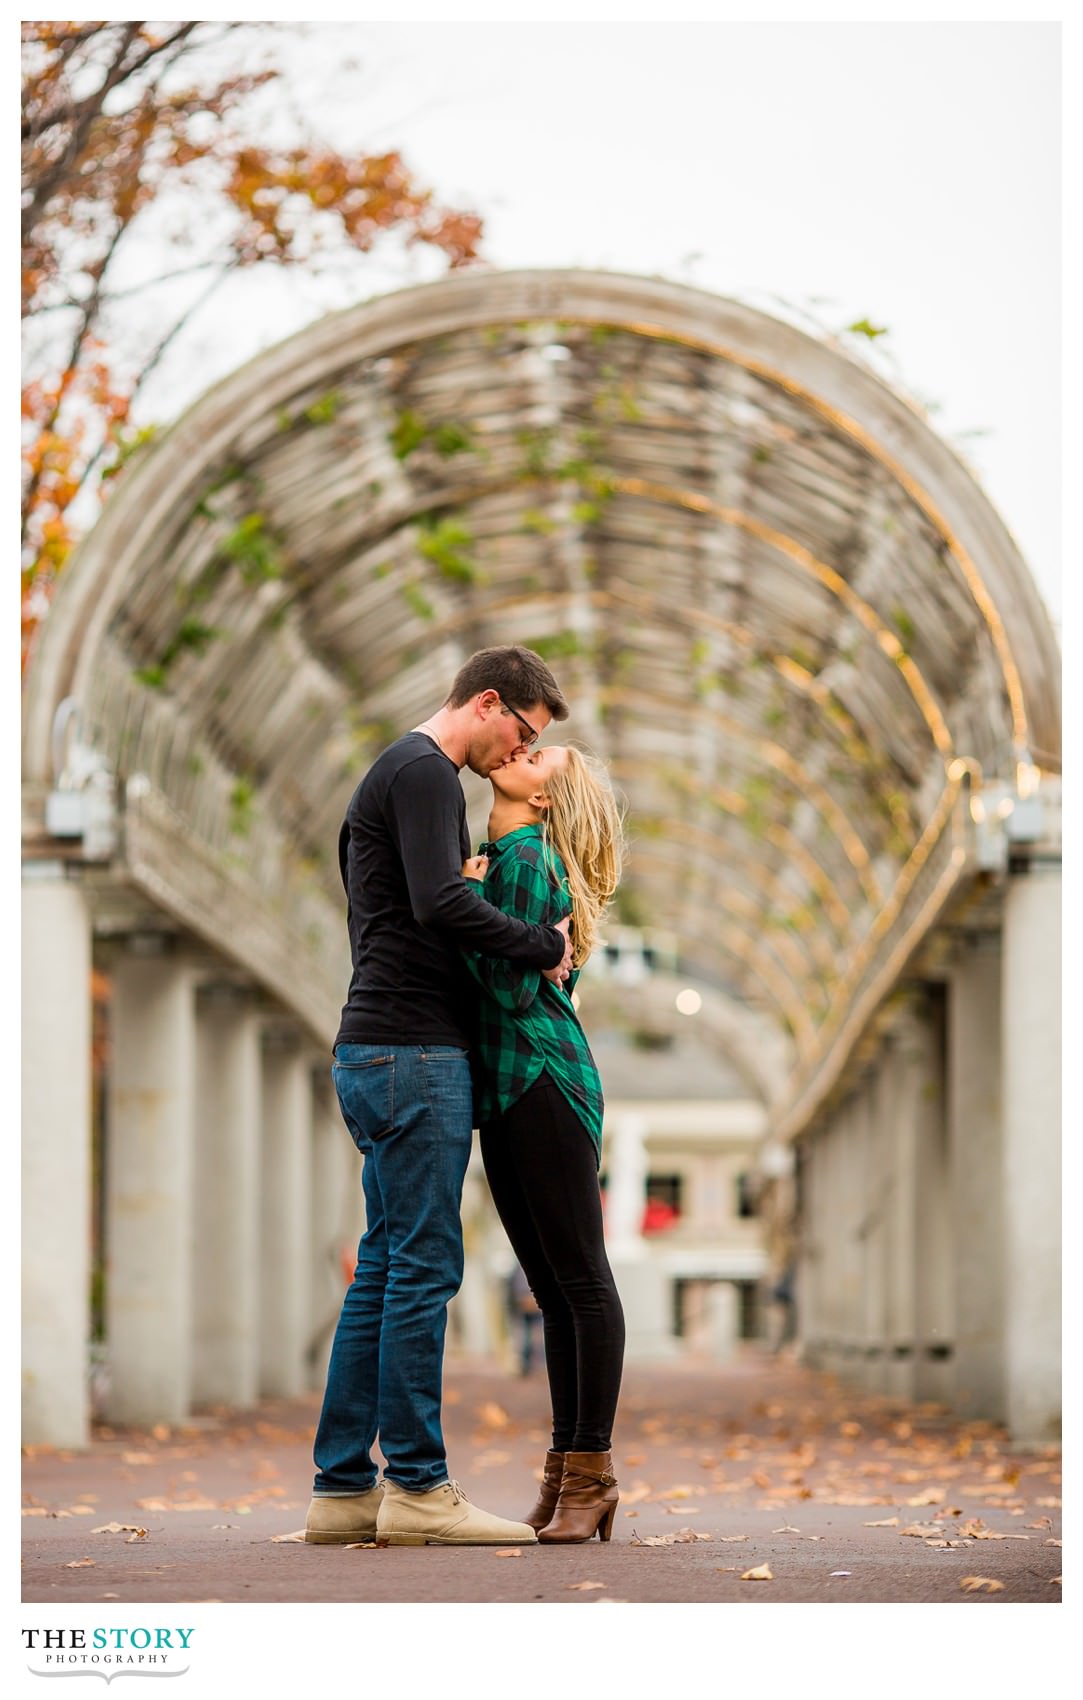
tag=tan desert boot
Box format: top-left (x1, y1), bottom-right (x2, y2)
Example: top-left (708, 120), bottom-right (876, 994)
top-left (304, 1483), bottom-right (384, 1544)
top-left (376, 1478), bottom-right (538, 1546)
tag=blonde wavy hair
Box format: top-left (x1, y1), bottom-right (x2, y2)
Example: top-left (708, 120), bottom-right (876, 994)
top-left (538, 745), bottom-right (625, 968)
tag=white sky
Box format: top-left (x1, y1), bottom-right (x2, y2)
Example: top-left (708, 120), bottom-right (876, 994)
top-left (127, 16), bottom-right (1063, 629)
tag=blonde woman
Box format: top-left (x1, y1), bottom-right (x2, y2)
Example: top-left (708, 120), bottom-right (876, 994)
top-left (462, 743), bottom-right (626, 1543)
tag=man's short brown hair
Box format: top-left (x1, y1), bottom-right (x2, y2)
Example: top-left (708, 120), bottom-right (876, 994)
top-left (446, 646), bottom-right (569, 720)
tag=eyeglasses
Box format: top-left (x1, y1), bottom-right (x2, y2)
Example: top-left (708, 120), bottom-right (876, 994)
top-left (497, 698), bottom-right (539, 747)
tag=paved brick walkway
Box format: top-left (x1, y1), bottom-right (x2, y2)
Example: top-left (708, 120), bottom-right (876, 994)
top-left (22, 1350), bottom-right (1061, 1607)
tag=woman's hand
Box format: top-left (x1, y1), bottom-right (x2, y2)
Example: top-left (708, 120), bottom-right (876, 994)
top-left (462, 854), bottom-right (490, 882)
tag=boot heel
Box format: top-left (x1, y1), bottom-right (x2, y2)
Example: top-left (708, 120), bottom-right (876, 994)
top-left (597, 1503), bottom-right (617, 1542)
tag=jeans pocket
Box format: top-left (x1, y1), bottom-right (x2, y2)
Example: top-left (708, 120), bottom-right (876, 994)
top-left (332, 1055), bottom-right (395, 1151)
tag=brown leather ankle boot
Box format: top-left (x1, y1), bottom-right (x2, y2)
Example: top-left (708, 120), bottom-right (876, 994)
top-left (537, 1451), bottom-right (619, 1543)
top-left (523, 1449), bottom-right (566, 1532)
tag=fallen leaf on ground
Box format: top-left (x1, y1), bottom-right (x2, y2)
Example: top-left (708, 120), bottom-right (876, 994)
top-left (1051, 1577), bottom-right (1061, 1586)
top-left (864, 1517), bottom-right (899, 1527)
top-left (671, 1528), bottom-right (712, 1543)
top-left (905, 1486), bottom-right (948, 1505)
top-left (474, 1402), bottom-right (509, 1429)
top-left (620, 1483), bottom-right (652, 1505)
top-left (900, 1523), bottom-right (944, 1538)
top-left (91, 1523), bottom-right (146, 1536)
top-left (716, 1534), bottom-right (749, 1542)
top-left (269, 1531), bottom-right (306, 1542)
top-left (830, 1570), bottom-right (851, 1577)
top-left (494, 1548), bottom-right (522, 1558)
top-left (960, 1577), bottom-right (1004, 1593)
top-left (1045, 1539), bottom-right (1062, 1547)
top-left (65, 1559), bottom-right (94, 1568)
top-left (662, 1504), bottom-right (699, 1515)
top-left (134, 1497), bottom-right (218, 1513)
top-left (343, 1542), bottom-right (377, 1550)
top-left (773, 1524), bottom-right (801, 1533)
top-left (713, 1566), bottom-right (738, 1572)
top-left (1026, 1517), bottom-right (1053, 1529)
top-left (567, 1580), bottom-right (606, 1590)
top-left (741, 1563), bottom-right (774, 1581)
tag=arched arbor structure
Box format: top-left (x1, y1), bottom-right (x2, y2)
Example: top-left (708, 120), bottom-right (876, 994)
top-left (22, 270), bottom-right (1061, 1446)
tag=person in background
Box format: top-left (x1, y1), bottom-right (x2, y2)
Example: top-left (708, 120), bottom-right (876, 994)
top-left (462, 741), bottom-right (626, 1543)
top-left (507, 1261), bottom-right (545, 1376)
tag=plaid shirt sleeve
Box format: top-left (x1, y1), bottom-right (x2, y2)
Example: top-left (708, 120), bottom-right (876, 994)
top-left (462, 844), bottom-right (568, 1012)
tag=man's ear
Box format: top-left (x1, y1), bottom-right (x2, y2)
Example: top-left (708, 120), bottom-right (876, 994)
top-left (476, 689), bottom-right (500, 717)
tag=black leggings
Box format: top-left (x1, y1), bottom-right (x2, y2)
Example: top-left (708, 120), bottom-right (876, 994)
top-left (480, 1073), bottom-right (625, 1453)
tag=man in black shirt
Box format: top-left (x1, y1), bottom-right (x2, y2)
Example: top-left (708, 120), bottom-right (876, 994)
top-left (307, 647), bottom-right (572, 1547)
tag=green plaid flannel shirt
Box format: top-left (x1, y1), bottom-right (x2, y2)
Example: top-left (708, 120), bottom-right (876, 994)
top-left (463, 824), bottom-right (604, 1163)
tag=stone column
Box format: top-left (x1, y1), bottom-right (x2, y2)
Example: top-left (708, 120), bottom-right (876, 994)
top-left (22, 863), bottom-right (93, 1447)
top-left (604, 1110), bottom-right (676, 1358)
top-left (861, 1059), bottom-right (892, 1396)
top-left (308, 1071), bottom-right (356, 1393)
top-left (105, 941), bottom-right (197, 1425)
top-left (259, 1028), bottom-right (313, 1398)
top-left (911, 988), bottom-right (953, 1404)
top-left (450, 1140), bottom-right (496, 1355)
top-left (882, 1028), bottom-right (919, 1400)
top-left (604, 1110), bottom-right (649, 1256)
top-left (1001, 865), bottom-right (1061, 1444)
top-left (191, 984), bottom-right (262, 1408)
top-left (947, 934), bottom-right (1005, 1420)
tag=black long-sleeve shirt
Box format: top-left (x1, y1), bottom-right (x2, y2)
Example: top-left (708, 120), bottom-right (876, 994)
top-left (334, 732), bottom-right (566, 1049)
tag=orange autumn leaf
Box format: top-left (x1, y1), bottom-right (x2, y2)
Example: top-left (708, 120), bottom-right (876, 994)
top-left (20, 20), bottom-right (483, 667)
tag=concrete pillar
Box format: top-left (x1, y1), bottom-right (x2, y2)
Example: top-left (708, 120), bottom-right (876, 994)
top-left (191, 985), bottom-right (262, 1408)
top-left (861, 1060), bottom-right (892, 1395)
top-left (911, 987), bottom-right (953, 1404)
top-left (947, 935), bottom-right (1005, 1419)
top-left (707, 1281), bottom-right (740, 1362)
top-left (451, 1141), bottom-right (496, 1355)
top-left (105, 944), bottom-right (197, 1425)
top-left (1001, 865), bottom-right (1061, 1444)
top-left (22, 864), bottom-right (93, 1446)
top-left (308, 1071), bottom-right (357, 1392)
top-left (840, 1092), bottom-right (866, 1371)
top-left (259, 1030), bottom-right (313, 1397)
top-left (604, 1111), bottom-right (648, 1256)
top-left (883, 1030), bottom-right (919, 1399)
top-left (795, 1130), bottom-right (824, 1365)
top-left (604, 1111), bottom-right (676, 1357)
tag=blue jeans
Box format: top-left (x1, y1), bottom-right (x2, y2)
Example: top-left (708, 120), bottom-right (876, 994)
top-left (312, 1044), bottom-right (474, 1494)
